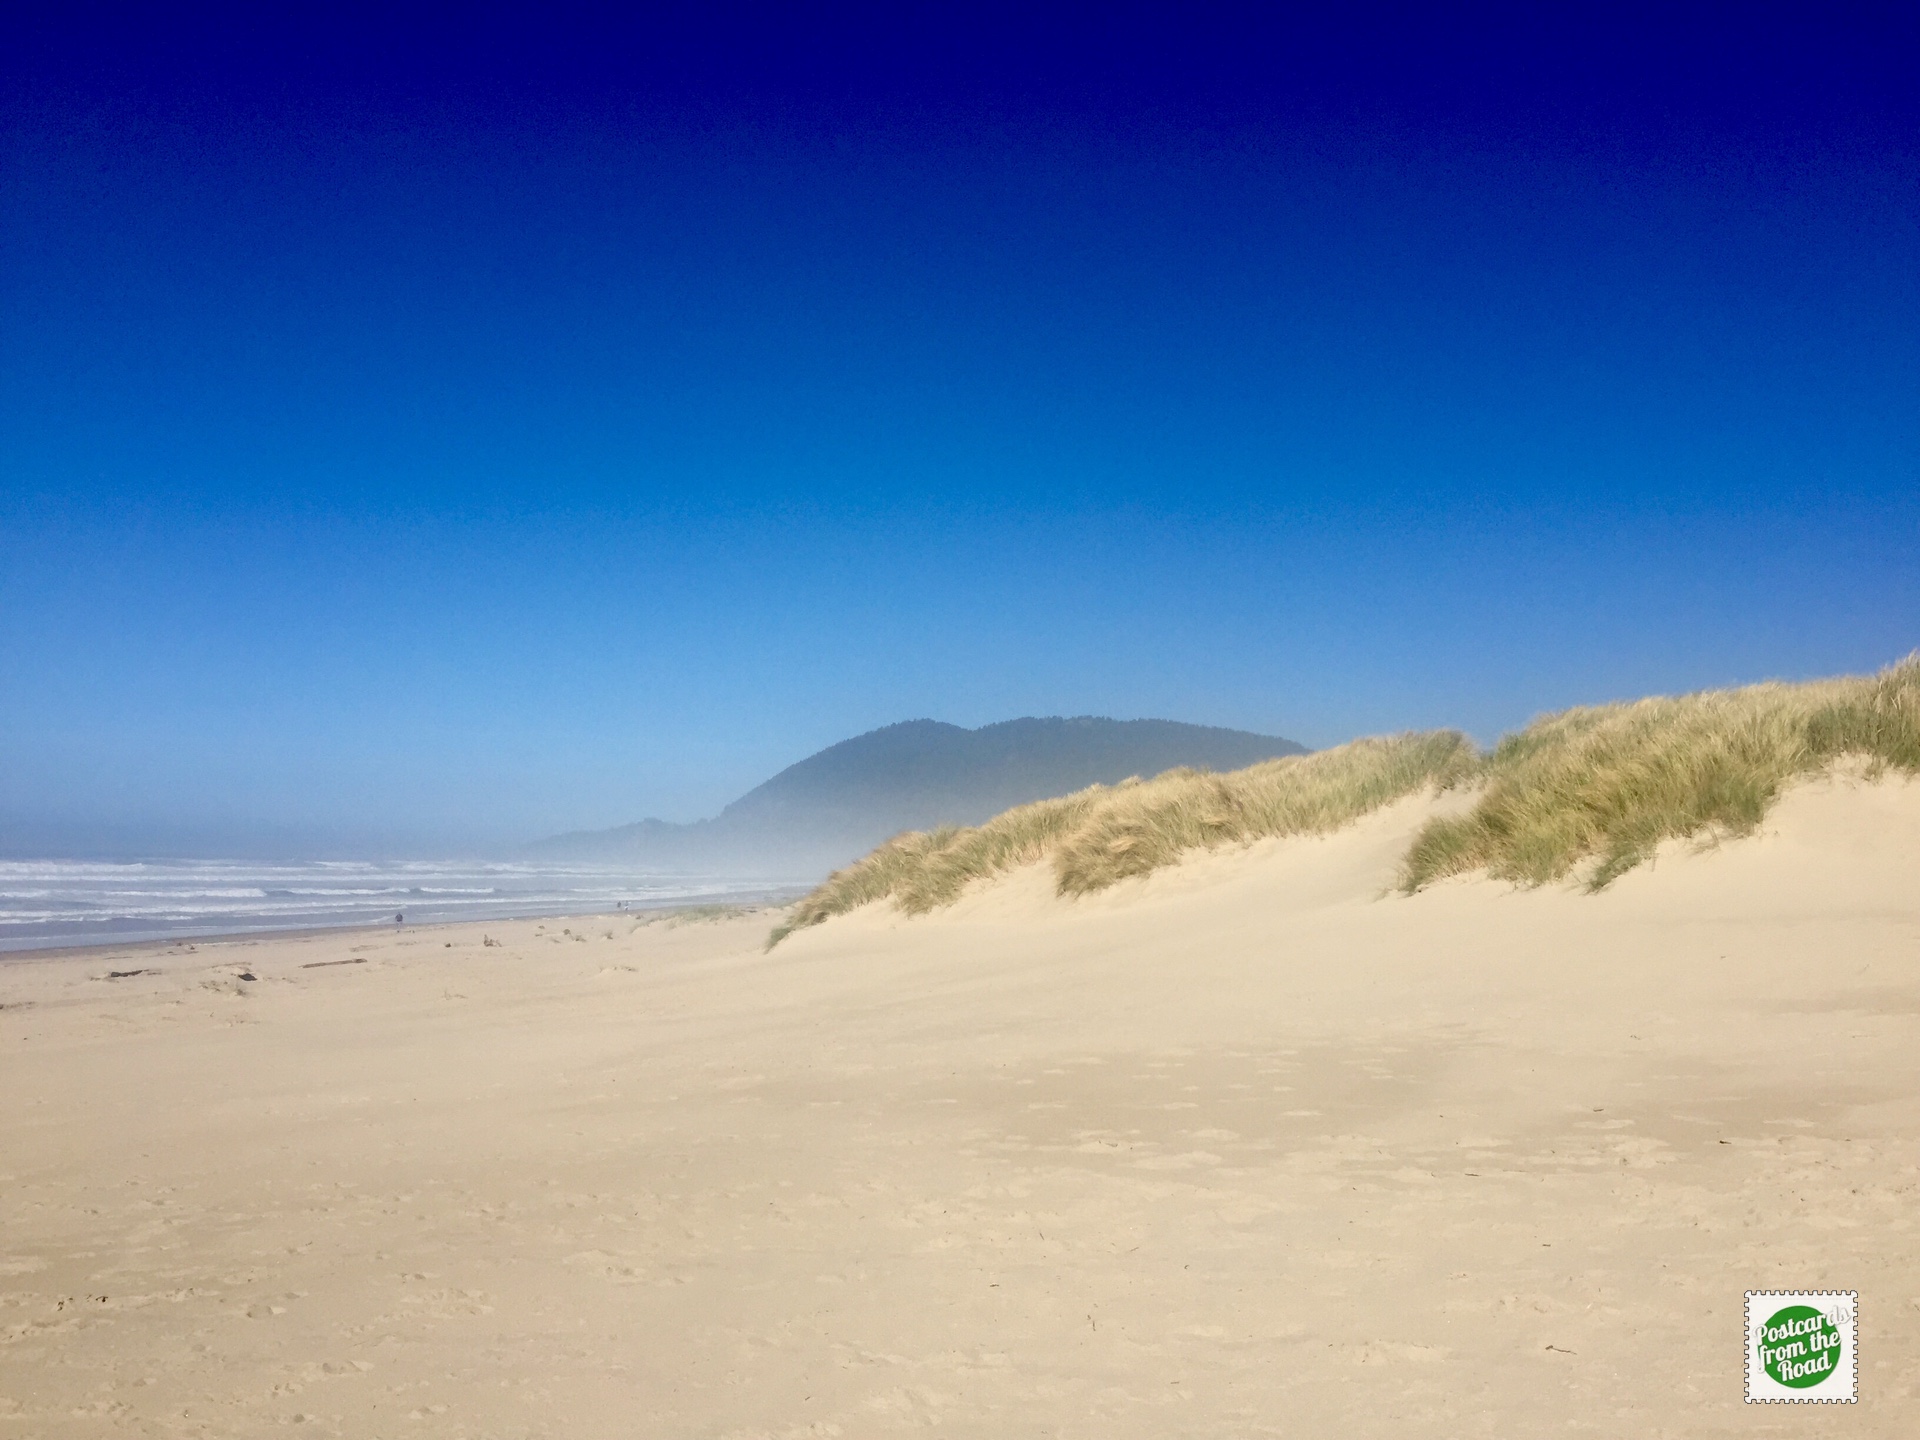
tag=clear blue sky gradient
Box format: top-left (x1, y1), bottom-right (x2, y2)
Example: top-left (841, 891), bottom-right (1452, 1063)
top-left (3, 7), bottom-right (1916, 854)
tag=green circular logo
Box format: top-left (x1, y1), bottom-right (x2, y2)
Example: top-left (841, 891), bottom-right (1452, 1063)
top-left (1759, 1305), bottom-right (1841, 1388)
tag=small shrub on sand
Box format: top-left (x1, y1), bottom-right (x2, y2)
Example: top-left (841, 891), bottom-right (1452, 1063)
top-left (1400, 654), bottom-right (1920, 892)
top-left (769, 731), bottom-right (1476, 945)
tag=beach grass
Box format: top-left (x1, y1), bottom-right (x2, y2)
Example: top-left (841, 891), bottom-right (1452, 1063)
top-left (768, 730), bottom-right (1477, 945)
top-left (1398, 653), bottom-right (1920, 891)
top-left (769, 656), bottom-right (1920, 945)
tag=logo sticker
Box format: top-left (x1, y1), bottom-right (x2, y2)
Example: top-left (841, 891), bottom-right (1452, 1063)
top-left (1745, 1291), bottom-right (1857, 1403)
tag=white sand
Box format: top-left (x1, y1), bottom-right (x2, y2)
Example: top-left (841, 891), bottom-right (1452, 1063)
top-left (3, 772), bottom-right (1917, 1435)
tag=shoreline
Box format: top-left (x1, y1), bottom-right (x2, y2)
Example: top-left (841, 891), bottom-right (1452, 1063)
top-left (0, 891), bottom-right (801, 964)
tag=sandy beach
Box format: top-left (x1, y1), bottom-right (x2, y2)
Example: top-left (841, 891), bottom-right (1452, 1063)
top-left (3, 771), bottom-right (1916, 1436)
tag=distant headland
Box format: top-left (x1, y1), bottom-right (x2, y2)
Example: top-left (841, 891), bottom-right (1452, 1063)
top-left (529, 716), bottom-right (1307, 876)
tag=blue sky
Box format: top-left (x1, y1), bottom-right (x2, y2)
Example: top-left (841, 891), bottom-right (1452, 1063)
top-left (3, 7), bottom-right (1916, 855)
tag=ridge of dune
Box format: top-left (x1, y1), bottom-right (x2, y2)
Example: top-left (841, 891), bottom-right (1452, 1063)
top-left (780, 656), bottom-right (1920, 946)
top-left (796, 762), bottom-right (1920, 939)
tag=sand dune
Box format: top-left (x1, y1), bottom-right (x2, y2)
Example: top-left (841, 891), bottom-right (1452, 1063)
top-left (3, 772), bottom-right (1917, 1435)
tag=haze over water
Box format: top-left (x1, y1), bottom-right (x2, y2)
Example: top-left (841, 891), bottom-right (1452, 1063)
top-left (0, 859), bottom-right (797, 954)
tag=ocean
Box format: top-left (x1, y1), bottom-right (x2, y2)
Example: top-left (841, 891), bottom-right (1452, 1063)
top-left (0, 858), bottom-right (805, 953)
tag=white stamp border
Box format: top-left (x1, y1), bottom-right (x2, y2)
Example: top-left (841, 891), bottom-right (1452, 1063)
top-left (1745, 1290), bottom-right (1858, 1404)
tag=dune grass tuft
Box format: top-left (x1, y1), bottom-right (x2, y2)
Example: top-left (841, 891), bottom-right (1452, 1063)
top-left (768, 730), bottom-right (1476, 946)
top-left (1399, 654), bottom-right (1920, 892)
